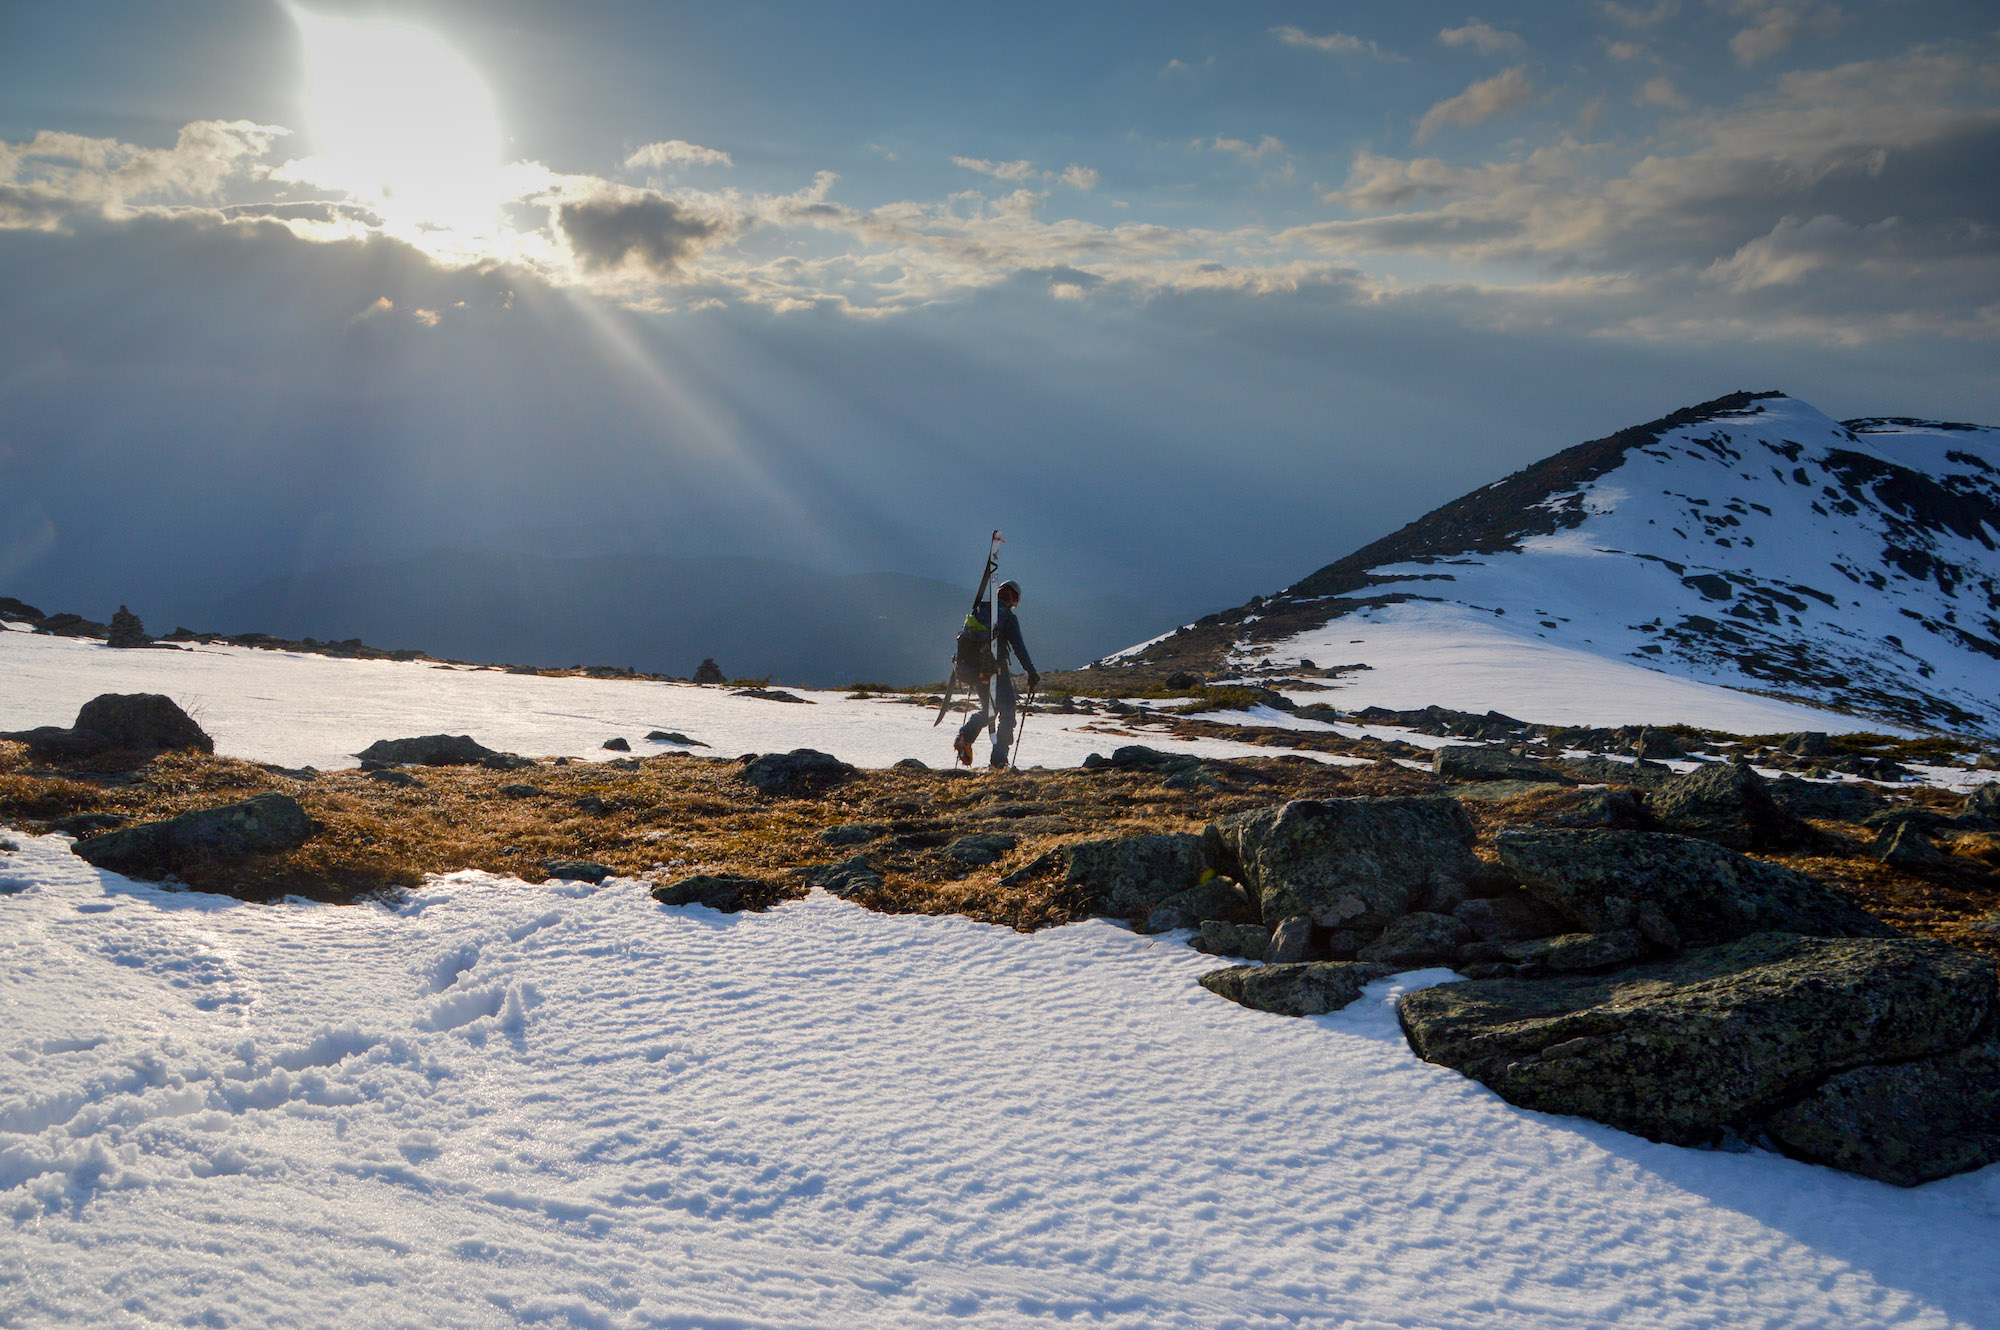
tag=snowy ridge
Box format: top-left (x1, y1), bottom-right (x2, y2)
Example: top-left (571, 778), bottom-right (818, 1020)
top-left (1242, 393), bottom-right (2000, 735)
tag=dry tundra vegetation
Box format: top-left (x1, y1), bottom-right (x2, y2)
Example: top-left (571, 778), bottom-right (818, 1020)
top-left (4, 704), bottom-right (1999, 957)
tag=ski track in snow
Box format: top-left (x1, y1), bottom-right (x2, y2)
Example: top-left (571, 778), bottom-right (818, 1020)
top-left (3, 832), bottom-right (1999, 1328)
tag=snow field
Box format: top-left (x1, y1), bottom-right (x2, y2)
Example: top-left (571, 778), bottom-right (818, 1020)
top-left (3, 834), bottom-right (1999, 1327)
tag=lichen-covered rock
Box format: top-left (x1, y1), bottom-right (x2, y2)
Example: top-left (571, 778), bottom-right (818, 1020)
top-left (652, 872), bottom-right (799, 912)
top-left (356, 734), bottom-right (497, 766)
top-left (1203, 798), bottom-right (1479, 931)
top-left (541, 859), bottom-right (610, 884)
top-left (804, 856), bottom-right (884, 899)
top-left (1556, 756), bottom-right (1674, 789)
top-left (1650, 760), bottom-right (1801, 850)
top-left (1140, 876), bottom-right (1253, 933)
top-left (1496, 828), bottom-right (1893, 946)
top-left (1452, 890), bottom-right (1573, 944)
top-left (1503, 787), bottom-right (1648, 830)
top-left (1765, 1038), bottom-right (2000, 1187)
top-left (1397, 932), bottom-right (1994, 1148)
top-left (73, 793), bottom-right (313, 878)
top-left (946, 832), bottom-right (1018, 866)
top-left (1872, 821), bottom-right (1955, 872)
top-left (1266, 915), bottom-right (1312, 963)
top-left (1498, 929), bottom-right (1648, 973)
top-left (737, 748), bottom-right (856, 797)
top-left (1199, 961), bottom-right (1399, 1016)
top-left (1965, 784), bottom-right (2000, 819)
top-left (1768, 775), bottom-right (1888, 822)
top-left (1358, 911), bottom-right (1472, 966)
top-left (1065, 833), bottom-right (1207, 916)
top-left (56, 693), bottom-right (211, 754)
top-left (1433, 745), bottom-right (1571, 785)
top-left (821, 823), bottom-right (888, 847)
top-left (1199, 920), bottom-right (1270, 960)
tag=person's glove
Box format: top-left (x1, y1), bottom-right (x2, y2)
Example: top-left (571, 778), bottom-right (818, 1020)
top-left (1026, 671), bottom-right (1041, 690)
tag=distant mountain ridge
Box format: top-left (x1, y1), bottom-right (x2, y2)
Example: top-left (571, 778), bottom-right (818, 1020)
top-left (196, 549), bottom-right (1174, 689)
top-left (1109, 392), bottom-right (2000, 735)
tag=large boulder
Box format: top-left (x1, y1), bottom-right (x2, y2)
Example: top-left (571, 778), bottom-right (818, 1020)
top-left (737, 748), bottom-right (855, 796)
top-left (1199, 961), bottom-right (1399, 1016)
top-left (1065, 833), bottom-right (1208, 916)
top-left (1451, 890), bottom-right (1573, 944)
top-left (1398, 932), bottom-right (1996, 1150)
top-left (1204, 798), bottom-right (1480, 931)
top-left (1433, 746), bottom-right (1571, 785)
top-left (1556, 756), bottom-right (1674, 789)
top-left (1966, 784), bottom-right (2000, 819)
top-left (33, 612), bottom-right (108, 638)
top-left (73, 793), bottom-right (313, 877)
top-left (1650, 760), bottom-right (1801, 850)
top-left (1357, 911), bottom-right (1472, 966)
top-left (356, 734), bottom-right (497, 766)
top-left (1765, 1038), bottom-right (2000, 1187)
top-left (1497, 929), bottom-right (1648, 974)
top-left (76, 693), bottom-right (213, 752)
top-left (1496, 828), bottom-right (1894, 948)
top-left (651, 873), bottom-right (800, 912)
top-left (1767, 774), bottom-right (1889, 822)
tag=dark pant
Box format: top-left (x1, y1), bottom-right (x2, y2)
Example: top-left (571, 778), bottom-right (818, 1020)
top-left (956, 670), bottom-right (1017, 764)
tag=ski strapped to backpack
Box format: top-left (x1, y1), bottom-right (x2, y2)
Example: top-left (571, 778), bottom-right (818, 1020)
top-left (933, 530), bottom-right (1004, 727)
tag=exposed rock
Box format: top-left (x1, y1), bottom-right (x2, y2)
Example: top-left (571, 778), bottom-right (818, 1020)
top-left (106, 605), bottom-right (151, 649)
top-left (4, 726), bottom-right (112, 760)
top-left (821, 823), bottom-right (888, 847)
top-left (1358, 911), bottom-right (1472, 966)
top-left (1452, 890), bottom-right (1574, 944)
top-left (573, 796), bottom-right (608, 815)
top-left (1199, 961), bottom-right (1399, 1017)
top-left (997, 848), bottom-right (1064, 889)
top-left (1631, 728), bottom-right (1686, 761)
top-left (893, 757), bottom-right (929, 770)
top-left (356, 734), bottom-right (498, 767)
top-left (1556, 756), bottom-right (1674, 789)
top-left (1964, 784), bottom-right (2000, 819)
top-left (1199, 920), bottom-right (1271, 960)
top-left (1266, 916), bottom-right (1312, 964)
top-left (1498, 929), bottom-right (1648, 973)
top-left (73, 793), bottom-right (314, 878)
top-left (1765, 1038), bottom-right (2000, 1186)
top-left (1204, 798), bottom-right (1480, 931)
top-left (1065, 832), bottom-right (1207, 916)
top-left (1650, 760), bottom-right (1801, 850)
top-left (479, 752), bottom-right (537, 771)
top-left (540, 859), bottom-right (611, 884)
top-left (72, 693), bottom-right (212, 753)
top-left (1434, 745), bottom-right (1571, 785)
top-left (1767, 775), bottom-right (1889, 822)
top-left (1779, 731), bottom-right (1834, 757)
top-left (34, 612), bottom-right (108, 638)
top-left (49, 812), bottom-right (128, 837)
top-left (693, 658), bottom-right (725, 684)
top-left (732, 688), bottom-right (810, 704)
top-left (652, 872), bottom-right (799, 912)
top-left (1502, 787), bottom-right (1647, 830)
top-left (1139, 877), bottom-right (1253, 933)
top-left (1398, 932), bottom-right (1995, 1149)
top-left (366, 769), bottom-right (424, 788)
top-left (602, 737), bottom-right (632, 752)
top-left (738, 748), bottom-right (856, 797)
top-left (1164, 670), bottom-right (1202, 690)
top-left (645, 730), bottom-right (707, 746)
top-left (1497, 828), bottom-right (1894, 946)
top-left (946, 832), bottom-right (1018, 866)
top-left (803, 856), bottom-right (884, 899)
top-left (0, 596), bottom-right (45, 622)
top-left (1873, 821), bottom-right (1955, 872)
top-left (498, 784), bottom-right (545, 799)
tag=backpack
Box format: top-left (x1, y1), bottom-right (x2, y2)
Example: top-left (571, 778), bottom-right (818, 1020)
top-left (954, 601), bottom-right (994, 683)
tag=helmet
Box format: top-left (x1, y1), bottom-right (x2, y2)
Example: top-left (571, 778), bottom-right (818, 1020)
top-left (996, 580), bottom-right (1021, 604)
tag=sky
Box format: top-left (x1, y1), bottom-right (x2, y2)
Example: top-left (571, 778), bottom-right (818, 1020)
top-left (2, 0), bottom-right (1997, 629)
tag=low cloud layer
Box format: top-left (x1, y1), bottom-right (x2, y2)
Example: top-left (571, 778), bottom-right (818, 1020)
top-left (556, 190), bottom-right (734, 277)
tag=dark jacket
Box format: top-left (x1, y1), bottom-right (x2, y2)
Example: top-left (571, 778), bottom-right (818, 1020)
top-left (993, 604), bottom-right (1035, 677)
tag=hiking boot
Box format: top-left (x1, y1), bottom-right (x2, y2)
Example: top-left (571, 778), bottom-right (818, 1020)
top-left (953, 736), bottom-right (974, 766)
top-left (989, 753), bottom-right (1009, 769)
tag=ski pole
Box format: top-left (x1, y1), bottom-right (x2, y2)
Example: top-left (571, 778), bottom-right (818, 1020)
top-left (1011, 683), bottom-right (1037, 770)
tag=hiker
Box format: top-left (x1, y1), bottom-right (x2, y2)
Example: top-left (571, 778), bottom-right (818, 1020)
top-left (954, 580), bottom-right (1039, 768)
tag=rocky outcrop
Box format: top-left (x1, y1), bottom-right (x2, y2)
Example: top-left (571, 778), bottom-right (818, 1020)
top-left (4, 693), bottom-right (213, 761)
top-left (0, 596), bottom-right (45, 622)
top-left (947, 832), bottom-right (1017, 866)
top-left (1556, 756), bottom-right (1674, 788)
top-left (804, 856), bottom-right (884, 899)
top-left (1650, 760), bottom-right (1801, 850)
top-left (1433, 746), bottom-right (1571, 785)
top-left (1766, 774), bottom-right (1888, 822)
top-left (1199, 961), bottom-right (1399, 1016)
top-left (73, 793), bottom-right (314, 878)
top-left (1204, 798), bottom-right (1480, 931)
top-left (732, 688), bottom-right (810, 704)
top-left (356, 734), bottom-right (498, 766)
top-left (1451, 890), bottom-right (1573, 944)
top-left (737, 748), bottom-right (855, 796)
top-left (33, 612), bottom-right (108, 638)
top-left (1497, 929), bottom-right (1648, 974)
top-left (1357, 912), bottom-right (1471, 966)
top-left (1765, 1038), bottom-right (2000, 1186)
top-left (602, 737), bottom-right (631, 752)
top-left (1065, 833), bottom-right (1208, 917)
top-left (1496, 828), bottom-right (1893, 948)
top-left (540, 859), bottom-right (611, 884)
top-left (652, 872), bottom-right (800, 912)
top-left (1398, 932), bottom-right (1995, 1150)
top-left (1872, 822), bottom-right (1955, 872)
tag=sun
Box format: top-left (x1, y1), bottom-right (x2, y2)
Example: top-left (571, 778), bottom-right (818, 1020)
top-left (289, 7), bottom-right (507, 238)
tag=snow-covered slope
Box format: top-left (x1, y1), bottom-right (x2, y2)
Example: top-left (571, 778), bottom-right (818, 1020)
top-left (1216, 393), bottom-right (2000, 735)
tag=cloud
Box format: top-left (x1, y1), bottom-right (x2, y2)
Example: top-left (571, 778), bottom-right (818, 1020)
top-left (1726, 2), bottom-right (1843, 67)
top-left (1161, 56), bottom-right (1214, 75)
top-left (1439, 22), bottom-right (1524, 56)
top-left (1059, 164), bottom-right (1099, 191)
top-left (1209, 135), bottom-right (1286, 161)
top-left (624, 140), bottom-right (733, 170)
top-left (1599, 1), bottom-right (1680, 27)
top-left (1415, 68), bottom-right (1535, 141)
top-left (952, 156), bottom-right (1038, 181)
top-left (1271, 26), bottom-right (1400, 61)
top-left (1637, 76), bottom-right (1690, 109)
top-left (0, 119), bottom-right (287, 226)
top-left (555, 190), bottom-right (734, 277)
top-left (1605, 40), bottom-right (1647, 60)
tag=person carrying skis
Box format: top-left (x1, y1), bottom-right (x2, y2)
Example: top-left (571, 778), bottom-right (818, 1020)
top-left (953, 579), bottom-right (1039, 768)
